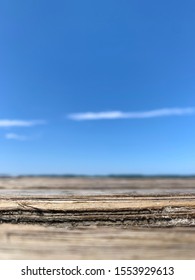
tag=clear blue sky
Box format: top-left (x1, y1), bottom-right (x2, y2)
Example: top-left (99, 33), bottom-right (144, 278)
top-left (0, 0), bottom-right (195, 175)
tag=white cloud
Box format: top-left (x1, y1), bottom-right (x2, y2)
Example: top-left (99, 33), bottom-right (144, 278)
top-left (0, 119), bottom-right (46, 127)
top-left (68, 108), bottom-right (195, 120)
top-left (5, 133), bottom-right (27, 141)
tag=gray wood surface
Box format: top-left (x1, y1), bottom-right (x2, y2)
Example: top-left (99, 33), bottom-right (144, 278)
top-left (0, 177), bottom-right (195, 259)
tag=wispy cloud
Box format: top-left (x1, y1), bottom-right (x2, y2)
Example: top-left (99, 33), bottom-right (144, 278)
top-left (68, 108), bottom-right (195, 120)
top-left (0, 119), bottom-right (46, 127)
top-left (5, 133), bottom-right (28, 141)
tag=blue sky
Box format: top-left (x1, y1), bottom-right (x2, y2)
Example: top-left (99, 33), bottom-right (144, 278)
top-left (0, 0), bottom-right (195, 175)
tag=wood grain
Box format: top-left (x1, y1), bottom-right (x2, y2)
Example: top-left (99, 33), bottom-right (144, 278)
top-left (0, 177), bottom-right (195, 259)
top-left (1, 224), bottom-right (195, 259)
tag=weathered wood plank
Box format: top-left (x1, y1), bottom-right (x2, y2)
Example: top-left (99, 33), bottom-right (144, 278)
top-left (1, 194), bottom-right (195, 226)
top-left (0, 177), bottom-right (195, 190)
top-left (0, 178), bottom-right (195, 259)
top-left (0, 191), bottom-right (195, 227)
top-left (1, 224), bottom-right (195, 259)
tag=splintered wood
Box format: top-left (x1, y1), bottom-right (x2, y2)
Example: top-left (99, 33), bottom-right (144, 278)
top-left (0, 177), bottom-right (195, 259)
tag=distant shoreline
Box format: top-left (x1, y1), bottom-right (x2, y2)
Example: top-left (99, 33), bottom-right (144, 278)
top-left (0, 174), bottom-right (195, 179)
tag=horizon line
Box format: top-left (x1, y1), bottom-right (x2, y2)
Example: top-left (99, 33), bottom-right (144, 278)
top-left (0, 174), bottom-right (195, 178)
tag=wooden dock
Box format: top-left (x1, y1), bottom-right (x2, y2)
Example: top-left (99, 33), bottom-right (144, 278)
top-left (0, 177), bottom-right (195, 259)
